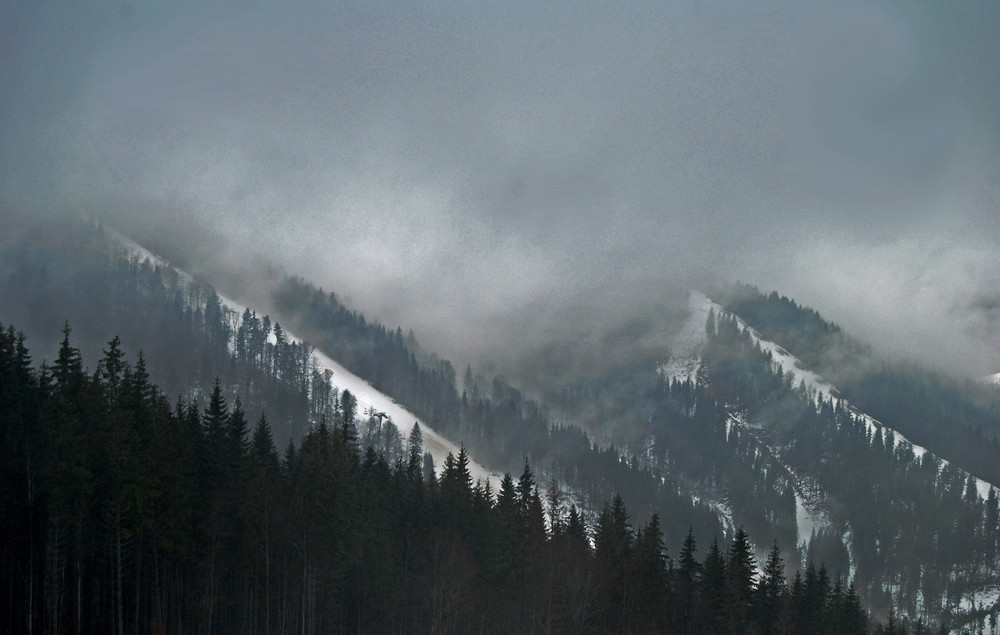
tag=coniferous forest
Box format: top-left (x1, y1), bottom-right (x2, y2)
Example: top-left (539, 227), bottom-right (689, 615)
top-left (1, 324), bottom-right (877, 634)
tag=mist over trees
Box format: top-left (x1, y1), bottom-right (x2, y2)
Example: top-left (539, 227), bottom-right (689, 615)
top-left (0, 219), bottom-right (725, 543)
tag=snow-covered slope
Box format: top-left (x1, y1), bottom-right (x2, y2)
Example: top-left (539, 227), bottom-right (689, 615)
top-left (980, 372), bottom-right (1000, 386)
top-left (109, 228), bottom-right (502, 487)
top-left (663, 290), bottom-right (1000, 502)
top-left (660, 289), bottom-right (1000, 564)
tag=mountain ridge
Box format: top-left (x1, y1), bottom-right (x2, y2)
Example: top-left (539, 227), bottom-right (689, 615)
top-left (664, 290), bottom-right (999, 501)
top-left (106, 226), bottom-right (503, 487)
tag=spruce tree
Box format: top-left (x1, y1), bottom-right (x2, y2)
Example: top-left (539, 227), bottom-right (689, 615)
top-left (699, 537), bottom-right (728, 635)
top-left (727, 526), bottom-right (757, 630)
top-left (754, 540), bottom-right (785, 634)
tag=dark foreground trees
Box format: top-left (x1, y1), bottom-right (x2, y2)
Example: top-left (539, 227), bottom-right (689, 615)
top-left (2, 325), bottom-right (881, 633)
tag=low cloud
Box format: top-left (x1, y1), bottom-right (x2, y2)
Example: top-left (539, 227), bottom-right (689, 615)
top-left (3, 0), bottom-right (1000, 380)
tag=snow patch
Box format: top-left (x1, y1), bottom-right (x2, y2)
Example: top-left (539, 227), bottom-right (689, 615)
top-left (692, 493), bottom-right (735, 539)
top-left (959, 585), bottom-right (1000, 614)
top-left (979, 372), bottom-right (1000, 387)
top-left (793, 480), bottom-right (824, 548)
top-left (658, 291), bottom-right (713, 384)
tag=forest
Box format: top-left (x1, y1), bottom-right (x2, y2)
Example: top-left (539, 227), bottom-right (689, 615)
top-left (543, 303), bottom-right (1000, 629)
top-left (2, 323), bottom-right (884, 634)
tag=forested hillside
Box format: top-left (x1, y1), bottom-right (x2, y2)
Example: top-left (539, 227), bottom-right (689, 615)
top-left (1, 324), bottom-right (879, 634)
top-left (0, 219), bottom-right (723, 562)
top-left (699, 313), bottom-right (1000, 623)
top-left (721, 283), bottom-right (1000, 487)
top-left (546, 294), bottom-right (1000, 629)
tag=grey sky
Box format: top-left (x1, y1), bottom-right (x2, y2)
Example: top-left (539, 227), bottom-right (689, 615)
top-left (3, 0), bottom-right (1000, 377)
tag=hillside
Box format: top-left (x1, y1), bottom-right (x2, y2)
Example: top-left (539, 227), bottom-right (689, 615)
top-left (0, 217), bottom-right (723, 544)
top-left (4, 217), bottom-right (1000, 630)
top-left (546, 289), bottom-right (1000, 627)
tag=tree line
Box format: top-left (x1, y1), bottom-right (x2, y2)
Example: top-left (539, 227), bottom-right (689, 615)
top-left (0, 324), bottom-right (890, 634)
top-left (3, 220), bottom-right (987, 629)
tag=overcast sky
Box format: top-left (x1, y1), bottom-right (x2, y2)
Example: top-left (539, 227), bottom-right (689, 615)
top-left (3, 0), bottom-right (1000, 377)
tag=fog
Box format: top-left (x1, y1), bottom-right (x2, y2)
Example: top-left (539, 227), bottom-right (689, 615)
top-left (3, 0), bottom-right (1000, 380)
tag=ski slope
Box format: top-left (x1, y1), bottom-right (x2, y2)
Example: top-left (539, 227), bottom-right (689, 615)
top-left (107, 228), bottom-right (502, 487)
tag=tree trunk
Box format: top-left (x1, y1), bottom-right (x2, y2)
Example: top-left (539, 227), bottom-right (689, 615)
top-left (76, 525), bottom-right (82, 635)
top-left (46, 522), bottom-right (64, 635)
top-left (134, 534), bottom-right (142, 635)
top-left (117, 511), bottom-right (124, 635)
top-left (264, 520), bottom-right (271, 635)
top-left (205, 537), bottom-right (217, 635)
top-left (300, 538), bottom-right (308, 635)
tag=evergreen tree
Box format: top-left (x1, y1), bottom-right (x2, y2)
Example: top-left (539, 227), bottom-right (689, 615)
top-left (699, 537), bottom-right (728, 635)
top-left (593, 494), bottom-right (632, 631)
top-left (754, 540), bottom-right (785, 634)
top-left (676, 527), bottom-right (701, 634)
top-left (679, 526), bottom-right (701, 583)
top-left (406, 422), bottom-right (423, 480)
top-left (727, 525), bottom-right (757, 630)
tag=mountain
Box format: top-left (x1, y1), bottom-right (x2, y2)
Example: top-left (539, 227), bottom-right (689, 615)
top-left (0, 217), bottom-right (747, 633)
top-left (0, 216), bottom-right (723, 529)
top-left (544, 286), bottom-right (1000, 626)
top-left (0, 309), bottom-right (870, 634)
top-left (3, 216), bottom-right (1000, 630)
top-left (108, 227), bottom-right (502, 488)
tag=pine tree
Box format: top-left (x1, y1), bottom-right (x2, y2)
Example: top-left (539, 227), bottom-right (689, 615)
top-left (339, 390), bottom-right (358, 454)
top-left (517, 457), bottom-right (537, 514)
top-left (545, 479), bottom-right (566, 536)
top-left (406, 422), bottom-right (423, 481)
top-left (53, 322), bottom-right (83, 392)
top-left (677, 527), bottom-right (701, 634)
top-left (632, 514), bottom-right (669, 631)
top-left (225, 397), bottom-right (249, 471)
top-left (680, 526), bottom-right (701, 583)
top-left (204, 378), bottom-right (227, 436)
top-left (593, 494), bottom-right (632, 631)
top-left (422, 452), bottom-right (436, 489)
top-left (727, 526), bottom-right (757, 630)
top-left (96, 335), bottom-right (128, 400)
top-left (754, 540), bottom-right (785, 634)
top-left (699, 537), bottom-right (728, 635)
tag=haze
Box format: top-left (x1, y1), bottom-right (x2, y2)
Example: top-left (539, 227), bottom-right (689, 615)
top-left (3, 0), bottom-right (1000, 378)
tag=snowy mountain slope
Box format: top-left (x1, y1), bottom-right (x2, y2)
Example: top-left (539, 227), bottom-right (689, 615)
top-left (660, 290), bottom-right (1000, 617)
top-left (663, 290), bottom-right (1000, 502)
top-left (729, 410), bottom-right (832, 549)
top-left (981, 372), bottom-right (1000, 386)
top-left (661, 292), bottom-right (831, 547)
top-left (108, 228), bottom-right (502, 487)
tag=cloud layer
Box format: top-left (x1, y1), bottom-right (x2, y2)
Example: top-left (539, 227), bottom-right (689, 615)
top-left (3, 0), bottom-right (1000, 377)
